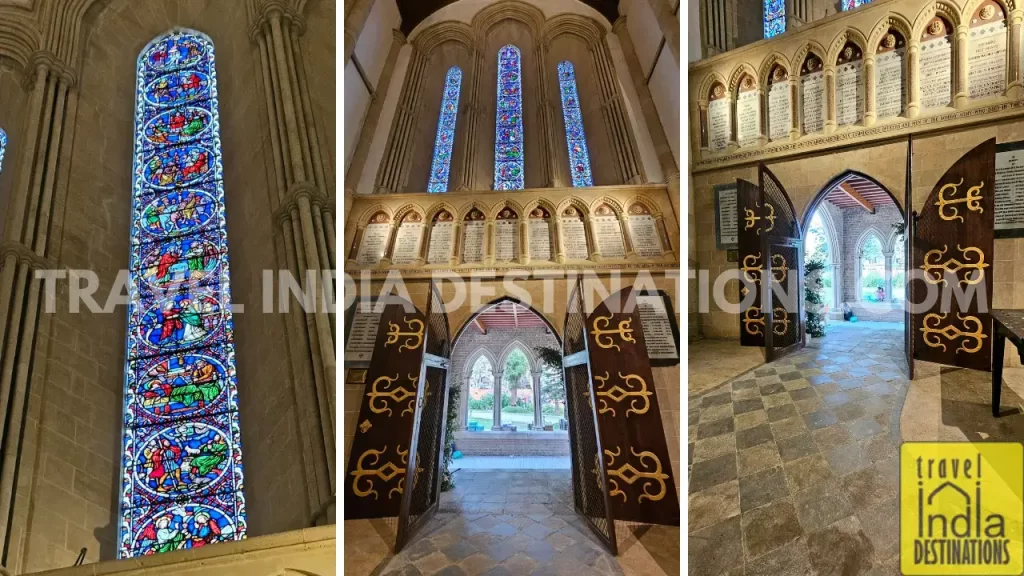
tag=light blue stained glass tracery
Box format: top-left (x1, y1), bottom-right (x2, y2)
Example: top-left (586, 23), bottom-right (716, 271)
top-left (0, 128), bottom-right (6, 175)
top-left (764, 0), bottom-right (785, 38)
top-left (428, 66), bottom-right (463, 193)
top-left (494, 45), bottom-right (524, 190)
top-left (556, 62), bottom-right (593, 188)
top-left (120, 29), bottom-right (246, 558)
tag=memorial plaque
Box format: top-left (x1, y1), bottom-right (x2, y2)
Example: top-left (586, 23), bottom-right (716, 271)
top-left (736, 77), bottom-right (759, 147)
top-left (836, 58), bottom-right (863, 127)
top-left (768, 75), bottom-right (791, 142)
top-left (356, 222), bottom-right (390, 266)
top-left (495, 211), bottom-right (519, 263)
top-left (593, 206), bottom-right (625, 259)
top-left (527, 207), bottom-right (552, 261)
top-left (462, 221), bottom-right (485, 263)
top-left (344, 306), bottom-right (382, 363)
top-left (391, 219), bottom-right (424, 265)
top-left (714, 184), bottom-right (738, 248)
top-left (708, 92), bottom-right (730, 152)
top-left (427, 220), bottom-right (454, 264)
top-left (875, 34), bottom-right (905, 120)
top-left (636, 294), bottom-right (679, 363)
top-left (628, 214), bottom-right (663, 258)
top-left (968, 8), bottom-right (1006, 100)
top-left (995, 141), bottom-right (1024, 237)
top-left (801, 56), bottom-right (824, 134)
top-left (919, 24), bottom-right (953, 110)
top-left (561, 208), bottom-right (589, 260)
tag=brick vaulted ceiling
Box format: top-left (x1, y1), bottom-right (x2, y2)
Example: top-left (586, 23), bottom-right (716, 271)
top-left (822, 173), bottom-right (896, 212)
top-left (396, 0), bottom-right (620, 35)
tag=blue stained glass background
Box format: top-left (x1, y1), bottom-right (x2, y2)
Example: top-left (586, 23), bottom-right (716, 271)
top-left (842, 0), bottom-right (870, 10)
top-left (556, 61), bottom-right (594, 188)
top-left (121, 29), bottom-right (245, 558)
top-left (428, 67), bottom-right (462, 193)
top-left (0, 128), bottom-right (6, 176)
top-left (494, 45), bottom-right (525, 190)
top-left (764, 0), bottom-right (786, 38)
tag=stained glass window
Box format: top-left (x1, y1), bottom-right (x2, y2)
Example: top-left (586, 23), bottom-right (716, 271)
top-left (494, 45), bottom-right (524, 190)
top-left (842, 0), bottom-right (870, 10)
top-left (556, 62), bottom-right (593, 188)
top-left (0, 128), bottom-right (6, 174)
top-left (428, 67), bottom-right (463, 193)
top-left (764, 0), bottom-right (785, 38)
top-left (120, 29), bottom-right (246, 558)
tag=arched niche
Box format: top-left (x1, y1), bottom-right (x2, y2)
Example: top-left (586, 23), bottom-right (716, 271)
top-left (389, 209), bottom-right (426, 265)
top-left (625, 200), bottom-right (664, 259)
top-left (834, 39), bottom-right (865, 127)
top-left (799, 50), bottom-right (826, 135)
top-left (764, 60), bottom-right (792, 142)
top-left (590, 201), bottom-right (627, 260)
top-left (874, 29), bottom-right (907, 121)
top-left (732, 72), bottom-right (760, 147)
top-left (426, 207), bottom-right (457, 265)
top-left (493, 205), bottom-right (521, 263)
top-left (557, 199), bottom-right (591, 261)
top-left (918, 14), bottom-right (954, 111)
top-left (966, 0), bottom-right (1008, 101)
top-left (460, 206), bottom-right (488, 264)
top-left (706, 81), bottom-right (730, 152)
top-left (524, 203), bottom-right (556, 263)
top-left (352, 209), bottom-right (392, 266)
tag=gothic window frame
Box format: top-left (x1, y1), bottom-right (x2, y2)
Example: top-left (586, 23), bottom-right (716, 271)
top-left (494, 44), bottom-right (525, 191)
top-left (556, 61), bottom-right (593, 187)
top-left (427, 66), bottom-right (463, 193)
top-left (119, 28), bottom-right (247, 558)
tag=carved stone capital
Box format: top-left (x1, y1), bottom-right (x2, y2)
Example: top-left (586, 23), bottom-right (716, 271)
top-left (0, 241), bottom-right (55, 271)
top-left (21, 51), bottom-right (77, 90)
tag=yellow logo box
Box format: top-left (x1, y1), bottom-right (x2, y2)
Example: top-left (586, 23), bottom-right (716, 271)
top-left (900, 442), bottom-right (1023, 575)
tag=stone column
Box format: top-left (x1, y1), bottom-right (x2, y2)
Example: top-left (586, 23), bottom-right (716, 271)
top-left (824, 67), bottom-right (837, 134)
top-left (954, 25), bottom-right (969, 108)
top-left (344, 0), bottom-right (375, 64)
top-left (450, 222), bottom-right (462, 266)
top-left (1009, 10), bottom-right (1023, 98)
top-left (619, 213), bottom-right (636, 258)
top-left (347, 224), bottom-right (365, 264)
top-left (535, 41), bottom-right (559, 187)
top-left (864, 56), bottom-right (876, 127)
top-left (379, 221), bottom-right (399, 265)
top-left (755, 89), bottom-right (768, 145)
top-left (532, 371), bottom-right (543, 429)
top-left (907, 42), bottom-right (921, 118)
top-left (492, 370), bottom-right (503, 430)
top-left (376, 46), bottom-right (428, 193)
top-left (254, 5), bottom-right (335, 517)
top-left (587, 215), bottom-right (603, 263)
top-left (457, 49), bottom-right (484, 191)
top-left (726, 95), bottom-right (739, 151)
top-left (484, 221), bottom-right (496, 265)
top-left (554, 218), bottom-right (567, 264)
top-left (655, 215), bottom-right (676, 260)
top-left (884, 251), bottom-right (894, 303)
top-left (592, 37), bottom-right (645, 184)
top-left (0, 51), bottom-right (76, 555)
top-left (788, 76), bottom-right (800, 139)
top-left (519, 220), bottom-right (530, 265)
top-left (417, 221), bottom-right (430, 266)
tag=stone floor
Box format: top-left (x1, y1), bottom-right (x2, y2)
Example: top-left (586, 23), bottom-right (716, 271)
top-left (688, 321), bottom-right (908, 576)
top-left (345, 469), bottom-right (680, 576)
top-left (688, 339), bottom-right (765, 397)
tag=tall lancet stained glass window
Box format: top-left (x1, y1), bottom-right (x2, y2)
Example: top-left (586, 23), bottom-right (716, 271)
top-left (494, 45), bottom-right (524, 190)
top-left (556, 62), bottom-right (593, 187)
top-left (841, 0), bottom-right (870, 10)
top-left (0, 128), bottom-right (6, 174)
top-left (120, 29), bottom-right (246, 558)
top-left (428, 67), bottom-right (463, 192)
top-left (764, 0), bottom-right (785, 38)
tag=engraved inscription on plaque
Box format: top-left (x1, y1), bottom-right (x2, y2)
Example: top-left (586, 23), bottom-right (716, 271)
top-left (836, 61), bottom-right (863, 126)
top-left (995, 145), bottom-right (1024, 234)
top-left (768, 81), bottom-right (791, 141)
top-left (875, 48), bottom-right (905, 120)
top-left (593, 215), bottom-right (626, 259)
top-left (920, 34), bottom-right (952, 110)
top-left (356, 222), bottom-right (390, 266)
top-left (345, 308), bottom-right (382, 363)
top-left (528, 216), bottom-right (552, 261)
top-left (716, 186), bottom-right (738, 247)
top-left (391, 221), bottom-right (424, 265)
top-left (708, 98), bottom-right (730, 151)
top-left (736, 86), bottom-right (759, 147)
top-left (636, 295), bottom-right (678, 361)
top-left (629, 215), bottom-right (663, 258)
top-left (561, 209), bottom-right (589, 260)
top-left (462, 221), bottom-right (485, 263)
top-left (427, 221), bottom-right (454, 264)
top-left (801, 71), bottom-right (824, 134)
top-left (495, 218), bottom-right (519, 262)
top-left (968, 19), bottom-right (1007, 100)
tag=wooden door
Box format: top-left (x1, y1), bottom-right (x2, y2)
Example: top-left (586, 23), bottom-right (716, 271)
top-left (562, 280), bottom-right (618, 555)
top-left (760, 164), bottom-right (804, 361)
top-left (737, 178), bottom-right (766, 347)
top-left (911, 139), bottom-right (995, 371)
top-left (905, 137), bottom-right (916, 379)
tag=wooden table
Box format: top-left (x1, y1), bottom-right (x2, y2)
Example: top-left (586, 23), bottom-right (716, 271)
top-left (991, 310), bottom-right (1024, 417)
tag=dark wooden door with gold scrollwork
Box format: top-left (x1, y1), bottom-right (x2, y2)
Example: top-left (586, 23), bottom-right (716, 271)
top-left (760, 164), bottom-right (804, 362)
top-left (586, 287), bottom-right (680, 527)
top-left (911, 138), bottom-right (995, 372)
top-left (737, 178), bottom-right (766, 347)
top-left (562, 279), bottom-right (618, 555)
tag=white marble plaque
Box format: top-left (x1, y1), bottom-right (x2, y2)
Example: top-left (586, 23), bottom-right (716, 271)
top-left (390, 222), bottom-right (423, 265)
top-left (716, 186), bottom-right (738, 247)
top-left (636, 295), bottom-right (678, 361)
top-left (593, 216), bottom-right (626, 259)
top-left (708, 98), bottom-right (730, 151)
top-left (462, 221), bottom-right (485, 263)
top-left (356, 222), bottom-right (390, 266)
top-left (427, 221), bottom-right (454, 264)
top-left (495, 219), bottom-right (519, 262)
top-left (629, 215), bottom-right (663, 258)
top-left (736, 91), bottom-right (759, 147)
top-left (995, 146), bottom-right (1024, 233)
top-left (561, 217), bottom-right (589, 260)
top-left (344, 308), bottom-right (382, 363)
top-left (801, 72), bottom-right (824, 134)
top-left (836, 61), bottom-right (864, 126)
top-left (528, 218), bottom-right (552, 261)
top-left (968, 21), bottom-right (1007, 100)
top-left (768, 82), bottom-right (791, 141)
top-left (875, 49), bottom-right (904, 120)
top-left (920, 36), bottom-right (953, 110)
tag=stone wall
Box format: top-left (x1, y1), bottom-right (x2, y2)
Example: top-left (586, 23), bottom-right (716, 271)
top-left (841, 203), bottom-right (903, 301)
top-left (453, 431), bottom-right (570, 456)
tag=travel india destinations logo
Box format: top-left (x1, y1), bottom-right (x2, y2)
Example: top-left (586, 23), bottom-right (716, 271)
top-left (900, 442), bottom-right (1024, 575)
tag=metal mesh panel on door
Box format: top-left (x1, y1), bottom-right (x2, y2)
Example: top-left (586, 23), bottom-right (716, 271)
top-left (564, 287), bottom-right (586, 356)
top-left (762, 169), bottom-right (798, 238)
top-left (563, 363), bottom-right (612, 542)
top-left (408, 366), bottom-right (447, 520)
top-left (425, 285), bottom-right (451, 358)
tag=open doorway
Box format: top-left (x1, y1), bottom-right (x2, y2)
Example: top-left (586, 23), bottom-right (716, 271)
top-left (802, 171), bottom-right (906, 356)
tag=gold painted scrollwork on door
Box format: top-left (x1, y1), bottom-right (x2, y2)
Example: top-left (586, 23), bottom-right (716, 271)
top-left (350, 445), bottom-right (408, 500)
top-left (772, 306), bottom-right (790, 336)
top-left (919, 313), bottom-right (987, 354)
top-left (366, 374), bottom-right (418, 416)
top-left (919, 245), bottom-right (989, 286)
top-left (590, 315), bottom-right (636, 350)
top-left (934, 178), bottom-right (984, 222)
top-left (741, 253), bottom-right (762, 284)
top-left (771, 253), bottom-right (788, 283)
top-left (603, 447), bottom-right (670, 504)
top-left (593, 372), bottom-right (652, 417)
top-left (385, 317), bottom-right (425, 352)
top-left (743, 202), bottom-right (776, 234)
top-left (744, 307), bottom-right (765, 335)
